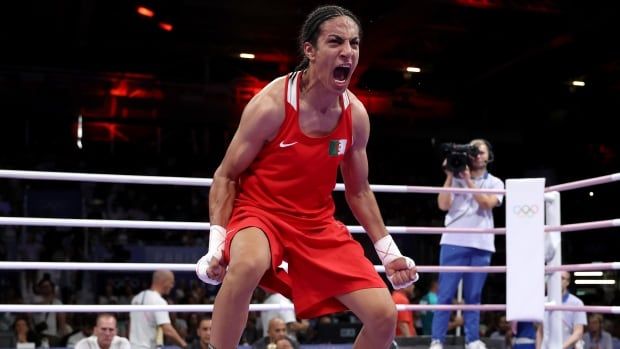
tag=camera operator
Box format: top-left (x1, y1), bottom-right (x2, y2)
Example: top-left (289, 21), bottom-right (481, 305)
top-left (430, 139), bottom-right (505, 349)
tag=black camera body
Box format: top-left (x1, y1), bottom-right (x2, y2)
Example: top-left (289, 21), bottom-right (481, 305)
top-left (441, 143), bottom-right (480, 175)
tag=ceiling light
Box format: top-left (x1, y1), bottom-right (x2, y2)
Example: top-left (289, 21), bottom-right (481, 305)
top-left (572, 80), bottom-right (585, 86)
top-left (239, 53), bottom-right (255, 59)
top-left (406, 67), bottom-right (421, 73)
top-left (137, 6), bottom-right (155, 18)
top-left (76, 114), bottom-right (83, 150)
top-left (574, 279), bottom-right (615, 285)
top-left (158, 22), bottom-right (173, 32)
top-left (574, 271), bottom-right (602, 277)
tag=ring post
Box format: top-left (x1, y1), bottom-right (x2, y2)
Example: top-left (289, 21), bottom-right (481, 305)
top-left (506, 178), bottom-right (546, 322)
top-left (544, 191), bottom-right (563, 349)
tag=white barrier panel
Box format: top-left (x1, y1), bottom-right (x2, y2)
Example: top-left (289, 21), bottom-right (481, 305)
top-left (506, 178), bottom-right (545, 322)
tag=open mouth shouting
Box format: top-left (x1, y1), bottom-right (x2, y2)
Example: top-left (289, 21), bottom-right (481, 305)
top-left (333, 64), bottom-right (352, 87)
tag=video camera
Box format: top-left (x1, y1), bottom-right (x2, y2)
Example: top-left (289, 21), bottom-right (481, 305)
top-left (440, 142), bottom-right (480, 175)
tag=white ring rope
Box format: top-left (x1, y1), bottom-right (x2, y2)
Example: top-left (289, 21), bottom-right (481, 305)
top-left (0, 261), bottom-right (197, 272)
top-left (0, 217), bottom-right (502, 234)
top-left (1, 216), bottom-right (617, 235)
top-left (0, 217), bottom-right (210, 230)
top-left (352, 225), bottom-right (505, 234)
top-left (333, 183), bottom-right (505, 195)
top-left (545, 173), bottom-right (620, 193)
top-left (1, 169), bottom-right (617, 194)
top-left (1, 304), bottom-right (617, 314)
top-left (546, 262), bottom-right (620, 272)
top-left (544, 219), bottom-right (620, 233)
top-left (0, 169), bottom-right (503, 194)
top-left (0, 170), bottom-right (213, 187)
top-left (544, 305), bottom-right (620, 314)
top-left (0, 304), bottom-right (509, 313)
top-left (0, 261), bottom-right (510, 274)
top-left (5, 261), bottom-right (618, 273)
top-left (398, 304), bottom-right (620, 314)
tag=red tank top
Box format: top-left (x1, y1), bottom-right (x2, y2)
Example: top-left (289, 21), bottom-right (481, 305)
top-left (235, 71), bottom-right (353, 221)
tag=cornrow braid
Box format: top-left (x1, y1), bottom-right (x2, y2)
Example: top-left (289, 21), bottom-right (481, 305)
top-left (295, 5), bottom-right (362, 71)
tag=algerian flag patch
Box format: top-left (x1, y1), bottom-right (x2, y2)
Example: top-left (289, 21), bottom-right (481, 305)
top-left (328, 139), bottom-right (347, 156)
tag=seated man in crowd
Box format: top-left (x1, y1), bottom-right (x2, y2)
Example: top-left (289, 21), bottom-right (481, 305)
top-left (583, 313), bottom-right (612, 349)
top-left (261, 291), bottom-right (309, 342)
top-left (275, 337), bottom-right (295, 349)
top-left (252, 317), bottom-right (299, 349)
top-left (188, 317), bottom-right (212, 349)
top-left (75, 313), bottom-right (130, 349)
top-left (66, 314), bottom-right (95, 348)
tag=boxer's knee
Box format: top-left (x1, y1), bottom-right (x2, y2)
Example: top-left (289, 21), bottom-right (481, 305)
top-left (227, 227), bottom-right (271, 287)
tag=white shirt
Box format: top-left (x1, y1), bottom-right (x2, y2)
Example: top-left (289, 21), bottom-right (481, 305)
top-left (129, 290), bottom-right (171, 349)
top-left (31, 298), bottom-right (63, 337)
top-left (67, 331), bottom-right (89, 347)
top-left (261, 293), bottom-right (297, 337)
top-left (440, 172), bottom-right (504, 252)
top-left (542, 293), bottom-right (588, 349)
top-left (75, 335), bottom-right (131, 349)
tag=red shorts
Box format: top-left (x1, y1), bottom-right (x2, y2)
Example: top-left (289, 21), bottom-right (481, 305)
top-left (222, 205), bottom-right (386, 319)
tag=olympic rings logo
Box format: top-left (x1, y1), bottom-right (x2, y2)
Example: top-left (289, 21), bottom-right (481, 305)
top-left (512, 204), bottom-right (539, 217)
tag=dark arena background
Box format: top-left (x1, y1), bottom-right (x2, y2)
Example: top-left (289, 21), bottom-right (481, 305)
top-left (0, 1), bottom-right (619, 348)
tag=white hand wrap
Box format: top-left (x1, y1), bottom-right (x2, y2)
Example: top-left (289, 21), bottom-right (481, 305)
top-left (195, 225), bottom-right (227, 285)
top-left (374, 234), bottom-right (419, 289)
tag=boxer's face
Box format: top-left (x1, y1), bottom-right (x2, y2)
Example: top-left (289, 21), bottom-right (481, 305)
top-left (304, 15), bottom-right (360, 94)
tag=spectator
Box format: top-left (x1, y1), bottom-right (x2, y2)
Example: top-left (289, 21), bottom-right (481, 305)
top-left (489, 315), bottom-right (512, 346)
top-left (583, 314), bottom-right (612, 349)
top-left (98, 282), bottom-right (120, 305)
top-left (252, 317), bottom-right (299, 349)
top-left (8, 316), bottom-right (41, 347)
top-left (512, 321), bottom-right (539, 349)
top-left (260, 291), bottom-right (309, 341)
top-left (419, 279), bottom-right (439, 335)
top-left (31, 275), bottom-right (68, 346)
top-left (66, 314), bottom-right (95, 348)
top-left (187, 317), bottom-right (211, 349)
top-left (392, 284), bottom-right (416, 337)
top-left (75, 313), bottom-right (130, 349)
top-left (275, 337), bottom-right (295, 349)
top-left (541, 271), bottom-right (587, 349)
top-left (129, 270), bottom-right (187, 349)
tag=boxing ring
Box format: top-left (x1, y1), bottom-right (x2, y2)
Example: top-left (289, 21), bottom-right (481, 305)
top-left (0, 169), bottom-right (619, 348)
